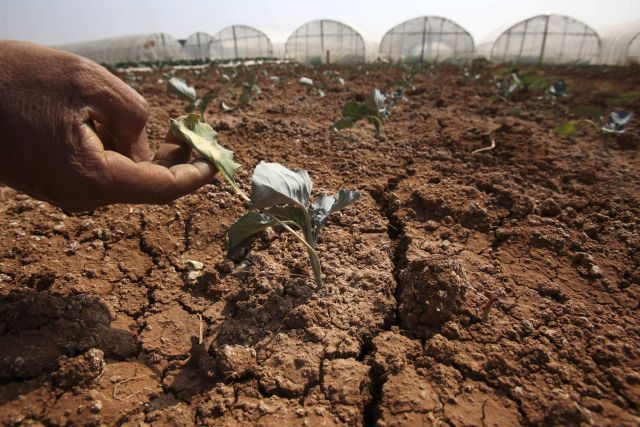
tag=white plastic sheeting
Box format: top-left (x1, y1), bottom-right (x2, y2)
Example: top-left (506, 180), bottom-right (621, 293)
top-left (599, 19), bottom-right (640, 65)
top-left (184, 26), bottom-right (273, 60)
top-left (55, 33), bottom-right (186, 65)
top-left (285, 20), bottom-right (365, 64)
top-left (477, 15), bottom-right (601, 65)
top-left (183, 32), bottom-right (215, 60)
top-left (379, 16), bottom-right (474, 63)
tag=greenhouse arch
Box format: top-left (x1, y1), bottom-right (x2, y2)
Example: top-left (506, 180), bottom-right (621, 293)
top-left (599, 19), bottom-right (640, 65)
top-left (379, 16), bottom-right (474, 64)
top-left (285, 20), bottom-right (366, 64)
top-left (210, 25), bottom-right (274, 60)
top-left (55, 33), bottom-right (186, 66)
top-left (184, 32), bottom-right (215, 61)
top-left (488, 14), bottom-right (601, 65)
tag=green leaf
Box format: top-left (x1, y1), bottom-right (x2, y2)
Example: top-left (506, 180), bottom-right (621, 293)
top-left (342, 101), bottom-right (371, 119)
top-left (167, 77), bottom-right (197, 102)
top-left (333, 117), bottom-right (355, 130)
top-left (367, 115), bottom-right (383, 136)
top-left (239, 84), bottom-right (253, 105)
top-left (312, 190), bottom-right (361, 230)
top-left (250, 162), bottom-right (312, 210)
top-left (170, 114), bottom-right (245, 198)
top-left (553, 120), bottom-right (578, 139)
top-left (228, 211), bottom-right (276, 252)
top-left (197, 92), bottom-right (216, 116)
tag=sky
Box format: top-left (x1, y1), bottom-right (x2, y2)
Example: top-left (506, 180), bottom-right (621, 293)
top-left (1, 0), bottom-right (639, 46)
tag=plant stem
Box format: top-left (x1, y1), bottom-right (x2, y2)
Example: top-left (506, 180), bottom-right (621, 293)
top-left (262, 212), bottom-right (323, 287)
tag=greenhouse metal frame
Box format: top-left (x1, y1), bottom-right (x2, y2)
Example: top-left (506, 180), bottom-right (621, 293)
top-left (379, 16), bottom-right (474, 64)
top-left (285, 19), bottom-right (366, 64)
top-left (485, 14), bottom-right (601, 65)
top-left (183, 31), bottom-right (215, 61)
top-left (184, 26), bottom-right (273, 61)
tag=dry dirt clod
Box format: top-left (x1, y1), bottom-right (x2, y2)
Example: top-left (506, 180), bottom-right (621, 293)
top-left (52, 348), bottom-right (105, 389)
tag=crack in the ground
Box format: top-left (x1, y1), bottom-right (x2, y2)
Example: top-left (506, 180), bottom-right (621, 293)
top-left (362, 172), bottom-right (411, 426)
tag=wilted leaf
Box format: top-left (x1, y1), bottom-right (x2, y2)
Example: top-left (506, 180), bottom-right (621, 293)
top-left (167, 77), bottom-right (197, 102)
top-left (170, 114), bottom-right (243, 196)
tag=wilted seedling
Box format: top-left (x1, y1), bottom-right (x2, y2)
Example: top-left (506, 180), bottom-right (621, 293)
top-left (228, 162), bottom-right (360, 287)
top-left (333, 89), bottom-right (391, 137)
top-left (167, 77), bottom-right (215, 116)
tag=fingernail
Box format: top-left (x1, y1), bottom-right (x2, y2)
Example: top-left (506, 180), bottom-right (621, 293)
top-left (192, 159), bottom-right (215, 175)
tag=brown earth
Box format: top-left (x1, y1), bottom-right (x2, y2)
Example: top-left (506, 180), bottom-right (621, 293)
top-left (0, 61), bottom-right (639, 426)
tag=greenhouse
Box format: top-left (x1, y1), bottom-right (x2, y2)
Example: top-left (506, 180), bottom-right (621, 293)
top-left (285, 19), bottom-right (366, 64)
top-left (477, 14), bottom-right (601, 65)
top-left (210, 25), bottom-right (274, 60)
top-left (55, 33), bottom-right (185, 65)
top-left (599, 19), bottom-right (640, 65)
top-left (183, 32), bottom-right (215, 61)
top-left (379, 16), bottom-right (474, 64)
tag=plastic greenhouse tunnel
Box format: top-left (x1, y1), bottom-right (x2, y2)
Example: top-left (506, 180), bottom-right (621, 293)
top-left (476, 14), bottom-right (601, 65)
top-left (379, 16), bottom-right (474, 64)
top-left (183, 32), bottom-right (215, 61)
top-left (54, 33), bottom-right (186, 66)
top-left (285, 19), bottom-right (366, 65)
top-left (599, 19), bottom-right (640, 65)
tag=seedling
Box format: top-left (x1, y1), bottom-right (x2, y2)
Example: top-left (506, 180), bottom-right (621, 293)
top-left (167, 77), bottom-right (215, 117)
top-left (554, 111), bottom-right (633, 154)
top-left (601, 111), bottom-right (633, 153)
top-left (333, 89), bottom-right (390, 136)
top-left (299, 77), bottom-right (325, 98)
top-left (169, 114), bottom-right (361, 287)
top-left (549, 80), bottom-right (567, 98)
top-left (239, 71), bottom-right (261, 105)
top-left (228, 162), bottom-right (360, 287)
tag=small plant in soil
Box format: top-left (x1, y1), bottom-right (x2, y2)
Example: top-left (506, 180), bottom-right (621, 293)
top-left (167, 77), bottom-right (215, 117)
top-left (299, 77), bottom-right (325, 98)
top-left (169, 114), bottom-right (360, 287)
top-left (228, 162), bottom-right (360, 287)
top-left (239, 71), bottom-right (261, 105)
top-left (333, 89), bottom-right (393, 137)
top-left (554, 110), bottom-right (633, 153)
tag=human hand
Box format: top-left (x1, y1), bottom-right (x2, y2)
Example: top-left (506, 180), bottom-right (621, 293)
top-left (0, 41), bottom-right (216, 212)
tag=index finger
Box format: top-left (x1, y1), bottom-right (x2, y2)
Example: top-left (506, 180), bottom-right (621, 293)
top-left (100, 150), bottom-right (216, 205)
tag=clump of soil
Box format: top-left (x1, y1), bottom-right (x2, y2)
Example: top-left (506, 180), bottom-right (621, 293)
top-left (398, 255), bottom-right (469, 335)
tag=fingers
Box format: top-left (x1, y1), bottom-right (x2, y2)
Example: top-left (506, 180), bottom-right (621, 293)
top-left (94, 122), bottom-right (151, 162)
top-left (100, 150), bottom-right (216, 205)
top-left (152, 129), bottom-right (192, 167)
top-left (71, 57), bottom-right (151, 159)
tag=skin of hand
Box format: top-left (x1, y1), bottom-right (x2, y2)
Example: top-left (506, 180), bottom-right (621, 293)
top-left (0, 40), bottom-right (216, 212)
